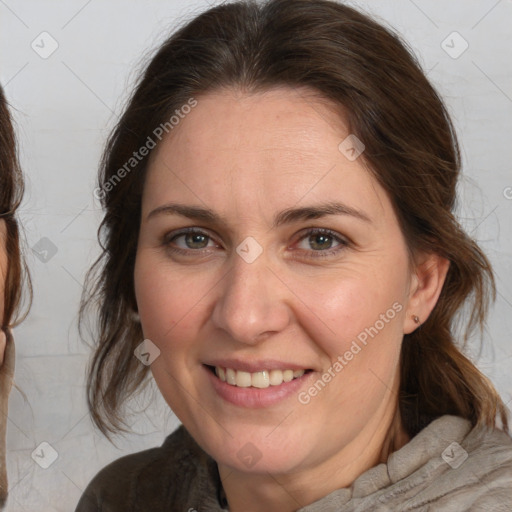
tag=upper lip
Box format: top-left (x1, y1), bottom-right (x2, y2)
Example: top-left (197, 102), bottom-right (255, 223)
top-left (204, 359), bottom-right (313, 373)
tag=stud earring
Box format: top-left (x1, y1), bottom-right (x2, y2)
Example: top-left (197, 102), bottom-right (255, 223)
top-left (413, 315), bottom-right (420, 324)
top-left (130, 310), bottom-right (141, 323)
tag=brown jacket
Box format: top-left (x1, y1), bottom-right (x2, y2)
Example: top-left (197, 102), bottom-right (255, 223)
top-left (75, 415), bottom-right (512, 511)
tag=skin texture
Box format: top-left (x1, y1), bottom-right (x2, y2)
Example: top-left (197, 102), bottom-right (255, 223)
top-left (134, 87), bottom-right (449, 512)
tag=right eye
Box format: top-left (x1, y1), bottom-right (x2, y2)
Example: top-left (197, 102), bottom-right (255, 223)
top-left (162, 227), bottom-right (221, 257)
top-left (172, 231), bottom-right (213, 249)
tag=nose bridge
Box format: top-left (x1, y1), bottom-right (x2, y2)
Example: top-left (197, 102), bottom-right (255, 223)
top-left (212, 247), bottom-right (289, 344)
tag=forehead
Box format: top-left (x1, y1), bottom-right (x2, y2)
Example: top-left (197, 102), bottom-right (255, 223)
top-left (152, 87), bottom-right (348, 161)
top-left (142, 87), bottom-right (390, 224)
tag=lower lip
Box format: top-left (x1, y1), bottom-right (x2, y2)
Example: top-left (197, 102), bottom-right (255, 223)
top-left (204, 365), bottom-right (313, 408)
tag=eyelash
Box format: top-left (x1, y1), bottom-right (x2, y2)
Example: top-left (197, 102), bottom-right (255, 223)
top-left (161, 227), bottom-right (349, 260)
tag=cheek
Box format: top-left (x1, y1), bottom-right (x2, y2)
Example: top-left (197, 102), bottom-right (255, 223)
top-left (299, 277), bottom-right (405, 411)
top-left (289, 260), bottom-right (408, 408)
top-left (134, 253), bottom-right (212, 351)
top-left (300, 264), bottom-right (407, 347)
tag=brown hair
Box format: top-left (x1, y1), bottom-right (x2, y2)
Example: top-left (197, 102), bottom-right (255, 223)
top-left (0, 85), bottom-right (31, 329)
top-left (80, 0), bottom-right (508, 439)
top-left (0, 84), bottom-right (32, 509)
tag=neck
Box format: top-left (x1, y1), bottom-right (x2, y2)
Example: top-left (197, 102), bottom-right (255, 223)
top-left (218, 401), bottom-right (410, 512)
top-left (379, 406), bottom-right (410, 462)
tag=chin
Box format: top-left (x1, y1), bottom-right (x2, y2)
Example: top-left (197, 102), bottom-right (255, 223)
top-left (200, 425), bottom-right (312, 475)
top-left (217, 446), bottom-right (306, 475)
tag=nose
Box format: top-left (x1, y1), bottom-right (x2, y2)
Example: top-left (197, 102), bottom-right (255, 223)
top-left (211, 250), bottom-right (292, 345)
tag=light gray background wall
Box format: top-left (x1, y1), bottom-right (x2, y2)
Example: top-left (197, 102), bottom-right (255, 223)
top-left (1, 0), bottom-right (511, 510)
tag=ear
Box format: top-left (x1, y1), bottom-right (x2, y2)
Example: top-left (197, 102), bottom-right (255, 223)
top-left (403, 252), bottom-right (450, 334)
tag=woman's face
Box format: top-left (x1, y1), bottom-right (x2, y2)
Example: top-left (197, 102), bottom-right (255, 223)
top-left (134, 87), bottom-right (420, 476)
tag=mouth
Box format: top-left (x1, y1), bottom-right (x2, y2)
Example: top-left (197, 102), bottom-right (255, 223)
top-left (205, 365), bottom-right (313, 388)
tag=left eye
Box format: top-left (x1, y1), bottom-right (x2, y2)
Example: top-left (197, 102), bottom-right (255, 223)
top-left (295, 230), bottom-right (345, 252)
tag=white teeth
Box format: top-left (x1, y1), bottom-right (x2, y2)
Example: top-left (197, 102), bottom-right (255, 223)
top-left (216, 367), bottom-right (226, 381)
top-left (235, 370), bottom-right (252, 388)
top-left (214, 367), bottom-right (306, 387)
top-left (251, 371), bottom-right (270, 389)
top-left (226, 368), bottom-right (237, 385)
top-left (269, 369), bottom-right (283, 386)
top-left (283, 370), bottom-right (294, 382)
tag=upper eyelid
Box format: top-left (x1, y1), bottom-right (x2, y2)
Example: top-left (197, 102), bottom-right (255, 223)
top-left (295, 227), bottom-right (342, 238)
top-left (166, 228), bottom-right (219, 245)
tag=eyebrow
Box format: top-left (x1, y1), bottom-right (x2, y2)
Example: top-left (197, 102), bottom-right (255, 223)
top-left (146, 201), bottom-right (371, 227)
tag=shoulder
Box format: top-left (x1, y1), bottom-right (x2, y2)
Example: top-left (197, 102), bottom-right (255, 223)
top-left (375, 415), bottom-right (512, 511)
top-left (458, 420), bottom-right (512, 508)
top-left (75, 425), bottom-right (207, 512)
top-left (423, 416), bottom-right (512, 509)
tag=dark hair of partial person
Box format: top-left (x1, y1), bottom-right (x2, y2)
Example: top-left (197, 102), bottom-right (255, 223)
top-left (0, 84), bottom-right (32, 329)
top-left (79, 0), bottom-right (509, 440)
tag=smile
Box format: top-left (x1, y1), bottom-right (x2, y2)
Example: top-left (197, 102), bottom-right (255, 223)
top-left (214, 366), bottom-right (307, 388)
top-left (204, 363), bottom-right (314, 408)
